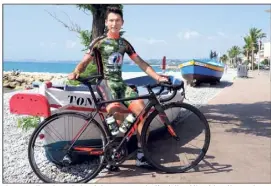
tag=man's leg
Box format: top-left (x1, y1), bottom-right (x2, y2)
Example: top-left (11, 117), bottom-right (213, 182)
top-left (104, 102), bottom-right (127, 172)
top-left (97, 80), bottom-right (127, 125)
top-left (123, 85), bottom-right (152, 168)
top-left (97, 80), bottom-right (127, 171)
top-left (127, 99), bottom-right (152, 168)
top-left (106, 102), bottom-right (126, 125)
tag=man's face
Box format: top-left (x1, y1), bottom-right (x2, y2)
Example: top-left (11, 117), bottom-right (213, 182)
top-left (105, 12), bottom-right (123, 34)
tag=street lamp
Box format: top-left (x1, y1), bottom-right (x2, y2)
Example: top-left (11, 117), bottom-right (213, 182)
top-left (265, 8), bottom-right (271, 81)
top-left (258, 40), bottom-right (261, 75)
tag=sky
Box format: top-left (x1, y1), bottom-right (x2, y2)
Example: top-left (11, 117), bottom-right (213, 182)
top-left (3, 4), bottom-right (271, 61)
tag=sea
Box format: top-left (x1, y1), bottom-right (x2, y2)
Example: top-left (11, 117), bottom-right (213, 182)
top-left (3, 61), bottom-right (162, 73)
top-left (3, 61), bottom-right (163, 93)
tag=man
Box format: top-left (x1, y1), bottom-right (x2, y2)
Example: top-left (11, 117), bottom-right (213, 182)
top-left (68, 6), bottom-right (168, 170)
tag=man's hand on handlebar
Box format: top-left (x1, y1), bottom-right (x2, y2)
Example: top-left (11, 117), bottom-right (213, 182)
top-left (157, 75), bottom-right (169, 83)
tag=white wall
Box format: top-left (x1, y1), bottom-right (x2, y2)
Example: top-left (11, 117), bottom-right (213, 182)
top-left (264, 42), bottom-right (270, 58)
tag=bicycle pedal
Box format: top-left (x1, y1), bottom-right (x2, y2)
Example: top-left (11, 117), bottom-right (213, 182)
top-left (62, 155), bottom-right (72, 166)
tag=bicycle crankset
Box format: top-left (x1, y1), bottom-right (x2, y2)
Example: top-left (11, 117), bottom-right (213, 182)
top-left (104, 142), bottom-right (128, 165)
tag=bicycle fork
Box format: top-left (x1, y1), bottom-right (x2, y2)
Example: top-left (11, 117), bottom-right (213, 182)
top-left (155, 104), bottom-right (180, 141)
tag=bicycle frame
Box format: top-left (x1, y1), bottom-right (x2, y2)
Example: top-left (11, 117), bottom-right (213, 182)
top-left (67, 79), bottom-right (179, 155)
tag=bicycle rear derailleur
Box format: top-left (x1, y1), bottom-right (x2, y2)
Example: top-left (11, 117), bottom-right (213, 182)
top-left (104, 142), bottom-right (128, 165)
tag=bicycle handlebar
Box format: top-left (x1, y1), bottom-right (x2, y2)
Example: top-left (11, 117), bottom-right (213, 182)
top-left (146, 80), bottom-right (185, 102)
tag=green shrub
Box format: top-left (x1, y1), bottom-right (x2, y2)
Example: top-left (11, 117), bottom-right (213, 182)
top-left (17, 116), bottom-right (40, 131)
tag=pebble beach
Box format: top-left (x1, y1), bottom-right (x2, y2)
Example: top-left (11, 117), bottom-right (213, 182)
top-left (3, 70), bottom-right (236, 183)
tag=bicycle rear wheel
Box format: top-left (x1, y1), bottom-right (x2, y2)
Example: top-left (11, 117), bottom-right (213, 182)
top-left (28, 112), bottom-right (107, 183)
top-left (141, 102), bottom-right (210, 173)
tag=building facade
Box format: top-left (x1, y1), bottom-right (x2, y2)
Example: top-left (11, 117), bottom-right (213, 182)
top-left (257, 41), bottom-right (270, 63)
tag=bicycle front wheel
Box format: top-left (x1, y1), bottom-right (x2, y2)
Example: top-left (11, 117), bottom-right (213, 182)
top-left (28, 112), bottom-right (107, 183)
top-left (141, 102), bottom-right (210, 173)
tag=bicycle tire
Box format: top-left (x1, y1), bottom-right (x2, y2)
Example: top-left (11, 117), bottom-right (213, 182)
top-left (28, 111), bottom-right (107, 183)
top-left (141, 102), bottom-right (210, 173)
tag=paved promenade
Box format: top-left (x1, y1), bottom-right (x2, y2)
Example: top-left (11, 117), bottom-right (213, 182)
top-left (95, 70), bottom-right (271, 183)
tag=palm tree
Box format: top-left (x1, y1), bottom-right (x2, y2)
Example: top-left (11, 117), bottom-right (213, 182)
top-left (233, 46), bottom-right (241, 66)
top-left (228, 46), bottom-right (241, 67)
top-left (247, 27), bottom-right (266, 70)
top-left (220, 54), bottom-right (228, 64)
top-left (228, 48), bottom-right (234, 67)
top-left (243, 36), bottom-right (253, 62)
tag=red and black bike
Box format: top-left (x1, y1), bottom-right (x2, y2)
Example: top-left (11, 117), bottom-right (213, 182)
top-left (28, 74), bottom-right (210, 183)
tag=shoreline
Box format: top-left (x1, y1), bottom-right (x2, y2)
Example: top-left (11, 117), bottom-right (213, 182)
top-left (3, 71), bottom-right (181, 93)
top-left (3, 70), bottom-right (69, 76)
top-left (3, 70), bottom-right (237, 93)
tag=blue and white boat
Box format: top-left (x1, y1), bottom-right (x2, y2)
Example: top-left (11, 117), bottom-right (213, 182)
top-left (9, 74), bottom-right (185, 164)
top-left (179, 59), bottom-right (225, 86)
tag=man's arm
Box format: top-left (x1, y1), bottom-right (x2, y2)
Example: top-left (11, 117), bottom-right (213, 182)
top-left (68, 53), bottom-right (93, 80)
top-left (74, 53), bottom-right (93, 74)
top-left (73, 36), bottom-right (104, 75)
top-left (132, 56), bottom-right (161, 81)
top-left (124, 38), bottom-right (167, 82)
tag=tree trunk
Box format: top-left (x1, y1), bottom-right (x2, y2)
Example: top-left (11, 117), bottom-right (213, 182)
top-left (91, 5), bottom-right (106, 40)
top-left (251, 50), bottom-right (254, 70)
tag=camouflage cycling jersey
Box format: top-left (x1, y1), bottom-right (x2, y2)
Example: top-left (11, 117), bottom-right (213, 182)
top-left (86, 35), bottom-right (139, 106)
top-left (87, 35), bottom-right (138, 81)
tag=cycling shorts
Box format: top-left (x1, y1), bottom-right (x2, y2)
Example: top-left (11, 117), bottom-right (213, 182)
top-left (97, 79), bottom-right (138, 107)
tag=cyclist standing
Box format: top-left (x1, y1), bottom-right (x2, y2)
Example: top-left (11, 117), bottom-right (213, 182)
top-left (68, 6), bottom-right (168, 170)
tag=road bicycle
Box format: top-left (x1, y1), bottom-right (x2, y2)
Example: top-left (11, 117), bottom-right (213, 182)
top-left (28, 74), bottom-right (210, 183)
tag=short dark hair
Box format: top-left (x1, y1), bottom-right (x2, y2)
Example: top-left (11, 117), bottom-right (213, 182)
top-left (105, 6), bottom-right (123, 20)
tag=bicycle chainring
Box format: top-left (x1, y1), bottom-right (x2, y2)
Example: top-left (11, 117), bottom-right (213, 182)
top-left (104, 142), bottom-right (128, 165)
